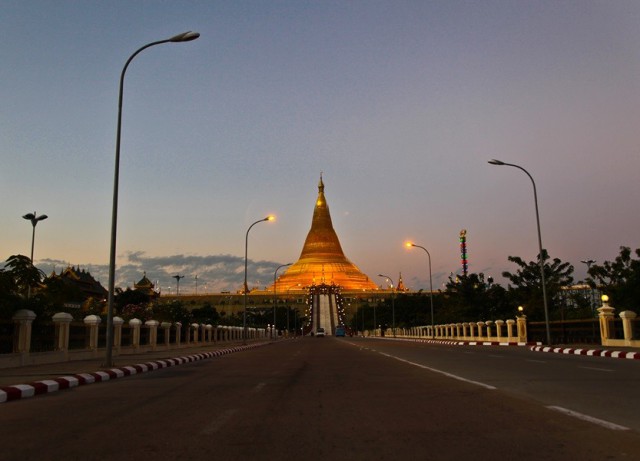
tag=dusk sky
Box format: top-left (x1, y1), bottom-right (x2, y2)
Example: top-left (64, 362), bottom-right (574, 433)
top-left (2, 1), bottom-right (639, 295)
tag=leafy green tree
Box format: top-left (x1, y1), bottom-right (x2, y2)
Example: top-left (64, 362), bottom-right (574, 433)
top-left (441, 273), bottom-right (509, 323)
top-left (586, 246), bottom-right (640, 310)
top-left (191, 302), bottom-right (220, 325)
top-left (3, 255), bottom-right (45, 298)
top-left (115, 287), bottom-right (152, 314)
top-left (0, 255), bottom-right (47, 319)
top-left (153, 300), bottom-right (193, 324)
top-left (502, 250), bottom-right (574, 321)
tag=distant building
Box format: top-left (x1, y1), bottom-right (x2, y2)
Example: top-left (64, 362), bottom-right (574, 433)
top-left (134, 272), bottom-right (158, 298)
top-left (47, 266), bottom-right (107, 306)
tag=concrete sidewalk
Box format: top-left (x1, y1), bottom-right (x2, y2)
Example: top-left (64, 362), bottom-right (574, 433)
top-left (0, 341), bottom-right (271, 402)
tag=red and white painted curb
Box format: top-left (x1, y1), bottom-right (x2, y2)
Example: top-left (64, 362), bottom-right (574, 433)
top-left (530, 345), bottom-right (640, 360)
top-left (377, 337), bottom-right (535, 347)
top-left (0, 342), bottom-right (269, 404)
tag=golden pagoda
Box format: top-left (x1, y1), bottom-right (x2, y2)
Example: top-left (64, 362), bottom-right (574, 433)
top-left (273, 175), bottom-right (378, 292)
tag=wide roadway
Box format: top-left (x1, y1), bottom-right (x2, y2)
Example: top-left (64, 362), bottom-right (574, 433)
top-left (2, 337), bottom-right (640, 460)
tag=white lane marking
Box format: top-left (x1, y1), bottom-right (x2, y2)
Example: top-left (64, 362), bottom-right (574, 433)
top-left (578, 366), bottom-right (613, 373)
top-left (377, 352), bottom-right (496, 390)
top-left (252, 382), bottom-right (266, 393)
top-left (200, 408), bottom-right (239, 435)
top-left (547, 406), bottom-right (629, 431)
top-left (526, 359), bottom-right (546, 363)
top-left (488, 354), bottom-right (503, 358)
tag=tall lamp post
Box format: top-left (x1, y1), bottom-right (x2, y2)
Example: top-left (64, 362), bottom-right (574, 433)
top-left (243, 216), bottom-right (275, 344)
top-left (581, 259), bottom-right (596, 317)
top-left (405, 242), bottom-right (434, 338)
top-left (173, 274), bottom-right (185, 296)
top-left (377, 274), bottom-right (395, 337)
top-left (273, 263), bottom-right (292, 340)
top-left (105, 31), bottom-right (200, 368)
top-left (489, 159), bottom-right (551, 345)
top-left (22, 212), bottom-right (48, 298)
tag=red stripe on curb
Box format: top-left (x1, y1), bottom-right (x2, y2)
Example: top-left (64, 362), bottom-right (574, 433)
top-left (0, 342), bottom-right (272, 403)
top-left (530, 345), bottom-right (640, 359)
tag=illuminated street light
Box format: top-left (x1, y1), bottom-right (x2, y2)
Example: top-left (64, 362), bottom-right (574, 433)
top-left (273, 262), bottom-right (293, 340)
top-left (105, 31), bottom-right (200, 368)
top-left (243, 215), bottom-right (275, 344)
top-left (405, 242), bottom-right (434, 338)
top-left (377, 274), bottom-right (396, 337)
top-left (488, 159), bottom-right (551, 345)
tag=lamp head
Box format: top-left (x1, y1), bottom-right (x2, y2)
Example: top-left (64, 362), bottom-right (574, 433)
top-left (518, 305), bottom-right (524, 313)
top-left (169, 31), bottom-right (200, 42)
top-left (405, 242), bottom-right (414, 248)
top-left (601, 294), bottom-right (609, 303)
top-left (488, 159), bottom-right (505, 166)
top-left (22, 212), bottom-right (47, 224)
top-left (266, 215), bottom-right (275, 222)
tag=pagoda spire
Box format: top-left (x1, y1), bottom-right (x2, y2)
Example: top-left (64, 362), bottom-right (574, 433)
top-left (272, 175), bottom-right (378, 291)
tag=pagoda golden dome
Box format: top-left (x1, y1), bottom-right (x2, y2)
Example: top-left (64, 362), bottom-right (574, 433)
top-left (272, 175), bottom-right (378, 292)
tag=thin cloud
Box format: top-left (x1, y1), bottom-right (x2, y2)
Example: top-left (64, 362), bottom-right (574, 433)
top-left (36, 252), bottom-right (286, 295)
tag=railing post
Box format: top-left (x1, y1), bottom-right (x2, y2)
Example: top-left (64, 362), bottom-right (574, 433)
top-left (84, 315), bottom-right (102, 353)
top-left (506, 319), bottom-right (516, 341)
top-left (52, 312), bottom-right (73, 353)
top-left (516, 315), bottom-right (528, 343)
top-left (113, 316), bottom-right (123, 354)
top-left (12, 309), bottom-right (36, 358)
top-left (597, 301), bottom-right (616, 344)
top-left (161, 322), bottom-right (172, 349)
top-left (619, 311), bottom-right (637, 343)
top-left (476, 322), bottom-right (484, 341)
top-left (495, 320), bottom-right (505, 341)
top-left (191, 323), bottom-right (199, 343)
top-left (175, 322), bottom-right (182, 347)
top-left (129, 318), bottom-right (142, 351)
top-left (145, 320), bottom-right (159, 351)
top-left (485, 321), bottom-right (494, 341)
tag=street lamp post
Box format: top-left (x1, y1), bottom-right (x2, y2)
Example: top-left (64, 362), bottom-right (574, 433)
top-left (22, 212), bottom-right (48, 263)
top-left (489, 159), bottom-right (551, 345)
top-left (243, 216), bottom-right (275, 344)
top-left (105, 31), bottom-right (200, 368)
top-left (273, 263), bottom-right (292, 340)
top-left (22, 212), bottom-right (48, 298)
top-left (405, 242), bottom-right (434, 338)
top-left (378, 274), bottom-right (395, 337)
top-left (173, 274), bottom-right (185, 296)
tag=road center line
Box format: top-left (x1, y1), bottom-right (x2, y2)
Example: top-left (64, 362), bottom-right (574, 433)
top-left (547, 406), bottom-right (629, 431)
top-left (200, 408), bottom-right (239, 435)
top-left (377, 352), bottom-right (496, 390)
top-left (578, 366), bottom-right (613, 373)
top-left (252, 382), bottom-right (266, 393)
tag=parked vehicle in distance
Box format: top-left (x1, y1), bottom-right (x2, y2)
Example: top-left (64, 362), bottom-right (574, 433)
top-left (335, 326), bottom-right (346, 337)
top-left (316, 327), bottom-right (326, 337)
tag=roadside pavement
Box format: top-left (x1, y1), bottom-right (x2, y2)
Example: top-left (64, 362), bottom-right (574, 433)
top-left (0, 341), bottom-right (271, 403)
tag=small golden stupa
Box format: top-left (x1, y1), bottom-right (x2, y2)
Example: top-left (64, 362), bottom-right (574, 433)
top-left (273, 175), bottom-right (378, 292)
